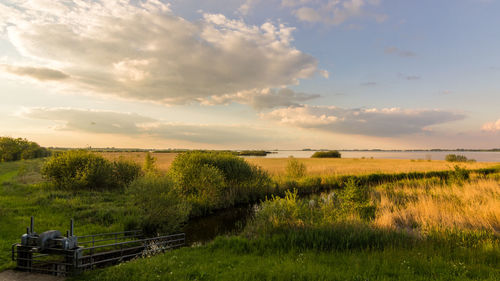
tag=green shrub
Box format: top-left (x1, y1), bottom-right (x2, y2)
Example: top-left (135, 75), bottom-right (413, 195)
top-left (285, 157), bottom-right (306, 179)
top-left (127, 175), bottom-right (191, 236)
top-left (168, 151), bottom-right (271, 215)
top-left (311, 150), bottom-right (341, 158)
top-left (143, 152), bottom-right (157, 174)
top-left (112, 159), bottom-right (142, 188)
top-left (338, 179), bottom-right (375, 220)
top-left (445, 154), bottom-right (468, 162)
top-left (448, 165), bottom-right (470, 184)
top-left (41, 150), bottom-right (140, 190)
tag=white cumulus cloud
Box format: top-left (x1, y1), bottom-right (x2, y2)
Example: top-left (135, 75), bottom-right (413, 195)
top-left (1, 0), bottom-right (322, 106)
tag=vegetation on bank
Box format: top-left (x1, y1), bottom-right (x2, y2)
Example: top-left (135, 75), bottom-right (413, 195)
top-left (0, 137), bottom-right (50, 162)
top-left (71, 173), bottom-right (500, 281)
top-left (311, 150), bottom-right (341, 158)
top-left (127, 176), bottom-right (191, 236)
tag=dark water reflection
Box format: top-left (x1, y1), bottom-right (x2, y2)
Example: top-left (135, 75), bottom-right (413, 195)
top-left (183, 204), bottom-right (256, 245)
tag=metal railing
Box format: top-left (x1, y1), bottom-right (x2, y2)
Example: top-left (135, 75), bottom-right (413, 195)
top-left (12, 230), bottom-right (185, 276)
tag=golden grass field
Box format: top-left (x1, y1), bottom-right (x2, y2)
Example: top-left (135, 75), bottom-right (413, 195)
top-left (99, 152), bottom-right (499, 176)
top-left (374, 178), bottom-right (500, 234)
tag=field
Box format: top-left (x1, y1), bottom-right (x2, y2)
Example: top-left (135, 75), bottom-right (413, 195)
top-left (1, 153), bottom-right (499, 280)
top-left (99, 151), bottom-right (495, 176)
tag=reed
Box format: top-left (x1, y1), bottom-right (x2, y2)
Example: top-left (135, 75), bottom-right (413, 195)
top-left (374, 178), bottom-right (500, 234)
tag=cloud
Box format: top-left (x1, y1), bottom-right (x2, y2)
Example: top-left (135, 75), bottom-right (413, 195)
top-left (200, 88), bottom-right (320, 110)
top-left (261, 105), bottom-right (465, 136)
top-left (360, 81), bottom-right (377, 86)
top-left (294, 7), bottom-right (322, 22)
top-left (385, 47), bottom-right (416, 57)
top-left (481, 119), bottom-right (500, 132)
top-left (285, 0), bottom-right (387, 25)
top-left (1, 64), bottom-right (69, 81)
top-left (22, 107), bottom-right (275, 144)
top-left (238, 0), bottom-right (260, 15)
top-left (1, 0), bottom-right (322, 107)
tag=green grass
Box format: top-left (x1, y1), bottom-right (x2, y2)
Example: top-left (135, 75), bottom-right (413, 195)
top-left (70, 234), bottom-right (499, 281)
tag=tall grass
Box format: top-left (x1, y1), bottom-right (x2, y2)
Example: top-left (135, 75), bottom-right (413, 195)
top-left (244, 173), bottom-right (500, 252)
top-left (374, 178), bottom-right (500, 234)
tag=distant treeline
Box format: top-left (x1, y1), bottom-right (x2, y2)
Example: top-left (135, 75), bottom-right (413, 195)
top-left (0, 137), bottom-right (51, 162)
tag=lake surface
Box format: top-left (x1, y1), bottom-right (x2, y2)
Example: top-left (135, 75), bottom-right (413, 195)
top-left (262, 151), bottom-right (500, 162)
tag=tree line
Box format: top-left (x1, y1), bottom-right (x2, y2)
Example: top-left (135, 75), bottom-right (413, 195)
top-left (0, 137), bottom-right (51, 162)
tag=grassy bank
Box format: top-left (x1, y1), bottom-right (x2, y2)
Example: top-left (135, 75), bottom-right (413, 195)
top-left (71, 228), bottom-right (499, 281)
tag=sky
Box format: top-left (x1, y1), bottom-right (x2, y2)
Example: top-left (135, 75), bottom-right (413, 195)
top-left (0, 0), bottom-right (499, 150)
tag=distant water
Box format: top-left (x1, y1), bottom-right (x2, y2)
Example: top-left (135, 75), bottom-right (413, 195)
top-left (258, 151), bottom-right (500, 162)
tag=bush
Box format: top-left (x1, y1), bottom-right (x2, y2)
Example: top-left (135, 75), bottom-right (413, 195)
top-left (445, 154), bottom-right (468, 162)
top-left (112, 158), bottom-right (142, 188)
top-left (42, 150), bottom-right (140, 190)
top-left (0, 137), bottom-right (50, 162)
top-left (311, 150), bottom-right (341, 158)
top-left (337, 179), bottom-right (376, 220)
top-left (448, 165), bottom-right (470, 183)
top-left (285, 157), bottom-right (306, 179)
top-left (127, 176), bottom-right (191, 236)
top-left (168, 151), bottom-right (271, 215)
top-left (143, 152), bottom-right (157, 174)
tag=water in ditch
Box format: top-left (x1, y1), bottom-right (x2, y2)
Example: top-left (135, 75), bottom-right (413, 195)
top-left (182, 204), bottom-right (256, 245)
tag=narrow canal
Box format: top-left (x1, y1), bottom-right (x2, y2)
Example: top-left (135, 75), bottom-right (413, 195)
top-left (183, 204), bottom-right (256, 245)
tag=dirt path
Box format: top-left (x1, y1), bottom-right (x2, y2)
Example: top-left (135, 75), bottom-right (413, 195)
top-left (0, 270), bottom-right (64, 281)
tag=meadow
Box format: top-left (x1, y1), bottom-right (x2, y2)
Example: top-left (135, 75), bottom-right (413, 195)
top-left (100, 151), bottom-right (494, 176)
top-left (1, 152), bottom-right (499, 280)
